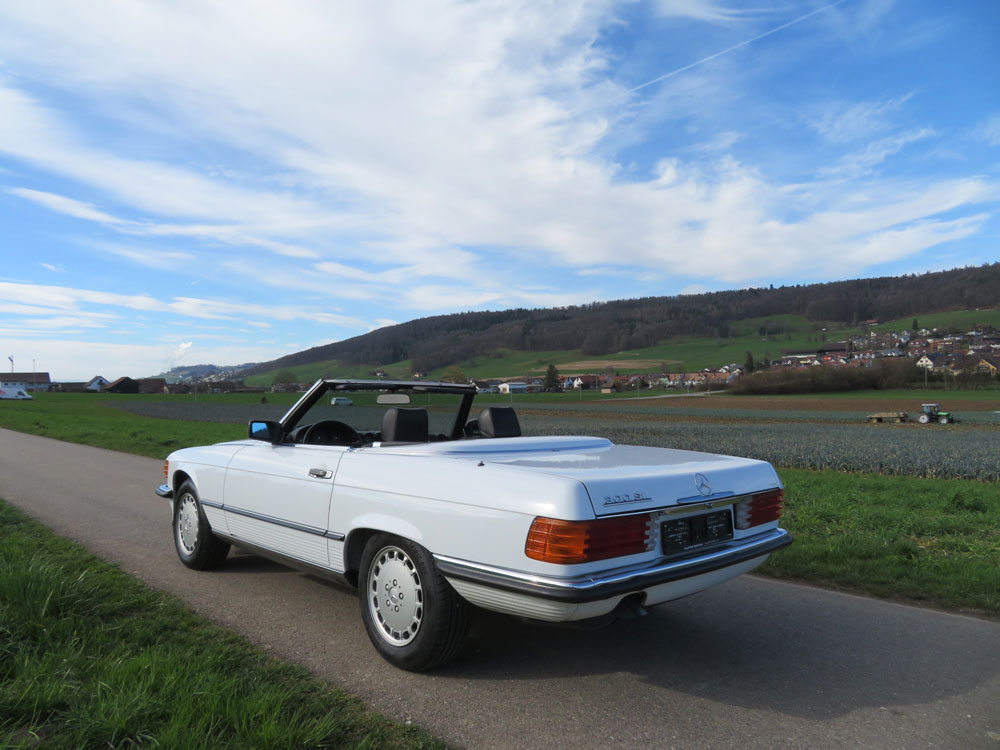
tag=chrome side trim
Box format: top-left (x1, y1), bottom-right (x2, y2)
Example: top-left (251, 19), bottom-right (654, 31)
top-left (434, 527), bottom-right (792, 604)
top-left (201, 498), bottom-right (224, 509)
top-left (222, 504), bottom-right (339, 539)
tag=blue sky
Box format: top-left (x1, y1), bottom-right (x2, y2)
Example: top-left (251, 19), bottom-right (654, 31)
top-left (1, 0), bottom-right (998, 380)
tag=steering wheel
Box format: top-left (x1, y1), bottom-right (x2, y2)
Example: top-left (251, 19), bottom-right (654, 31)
top-left (301, 420), bottom-right (359, 446)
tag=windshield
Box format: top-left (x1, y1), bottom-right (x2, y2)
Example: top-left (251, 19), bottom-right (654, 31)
top-left (279, 381), bottom-right (475, 447)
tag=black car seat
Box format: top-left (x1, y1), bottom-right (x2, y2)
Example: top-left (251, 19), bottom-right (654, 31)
top-left (381, 407), bottom-right (429, 443)
top-left (478, 406), bottom-right (521, 438)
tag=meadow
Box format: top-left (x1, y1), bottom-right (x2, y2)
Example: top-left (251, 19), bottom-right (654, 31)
top-left (0, 501), bottom-right (443, 749)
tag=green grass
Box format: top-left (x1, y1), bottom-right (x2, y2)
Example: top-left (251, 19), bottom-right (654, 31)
top-left (244, 360), bottom-right (417, 387)
top-left (878, 308), bottom-right (1000, 332)
top-left (0, 501), bottom-right (445, 750)
top-left (764, 469), bottom-right (1000, 616)
top-left (0, 393), bottom-right (246, 455)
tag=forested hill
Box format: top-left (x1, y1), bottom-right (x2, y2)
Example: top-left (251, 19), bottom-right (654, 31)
top-left (244, 264), bottom-right (1000, 376)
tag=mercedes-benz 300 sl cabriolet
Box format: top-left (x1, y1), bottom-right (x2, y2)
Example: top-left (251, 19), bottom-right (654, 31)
top-left (156, 379), bottom-right (792, 670)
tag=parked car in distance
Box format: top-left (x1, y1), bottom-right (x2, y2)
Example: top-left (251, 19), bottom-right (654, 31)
top-left (157, 379), bottom-right (792, 670)
top-left (329, 396), bottom-right (353, 406)
top-left (0, 387), bottom-right (32, 400)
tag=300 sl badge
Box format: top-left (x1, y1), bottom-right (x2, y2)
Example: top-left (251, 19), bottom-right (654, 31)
top-left (603, 491), bottom-right (653, 505)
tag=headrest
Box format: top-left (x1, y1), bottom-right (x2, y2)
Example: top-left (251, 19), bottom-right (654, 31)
top-left (381, 407), bottom-right (429, 443)
top-left (478, 406), bottom-right (521, 438)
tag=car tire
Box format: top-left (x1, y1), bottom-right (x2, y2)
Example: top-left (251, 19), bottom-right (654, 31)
top-left (173, 480), bottom-right (230, 570)
top-left (359, 534), bottom-right (469, 671)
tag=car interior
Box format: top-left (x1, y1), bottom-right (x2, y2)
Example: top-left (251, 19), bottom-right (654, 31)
top-left (293, 405), bottom-right (522, 447)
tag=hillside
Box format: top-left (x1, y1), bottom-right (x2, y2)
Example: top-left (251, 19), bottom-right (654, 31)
top-left (243, 264), bottom-right (1000, 383)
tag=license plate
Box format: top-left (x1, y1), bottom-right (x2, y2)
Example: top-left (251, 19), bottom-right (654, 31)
top-left (661, 509), bottom-right (733, 556)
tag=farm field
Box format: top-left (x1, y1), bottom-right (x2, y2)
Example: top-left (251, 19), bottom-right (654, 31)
top-left (92, 388), bottom-right (1000, 480)
top-left (0, 391), bottom-right (997, 616)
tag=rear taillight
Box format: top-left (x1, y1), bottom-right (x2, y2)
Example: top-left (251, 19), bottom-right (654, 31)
top-left (735, 489), bottom-right (784, 530)
top-left (525, 514), bottom-right (653, 564)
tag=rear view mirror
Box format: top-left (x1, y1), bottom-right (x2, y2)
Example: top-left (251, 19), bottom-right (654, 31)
top-left (377, 393), bottom-right (411, 405)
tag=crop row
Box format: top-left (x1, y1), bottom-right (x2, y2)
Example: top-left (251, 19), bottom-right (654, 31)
top-left (520, 414), bottom-right (1000, 482)
top-left (523, 401), bottom-right (1000, 424)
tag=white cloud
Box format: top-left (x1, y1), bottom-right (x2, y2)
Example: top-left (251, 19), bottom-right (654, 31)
top-left (820, 128), bottom-right (935, 177)
top-left (0, 335), bottom-right (289, 381)
top-left (972, 113), bottom-right (1000, 146)
top-left (653, 0), bottom-right (763, 24)
top-left (9, 188), bottom-right (126, 225)
top-left (93, 242), bottom-right (197, 270)
top-left (0, 280), bottom-right (369, 330)
top-left (809, 94), bottom-right (914, 144)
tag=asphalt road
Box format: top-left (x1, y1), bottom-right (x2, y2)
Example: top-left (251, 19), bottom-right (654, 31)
top-left (1, 427), bottom-right (997, 749)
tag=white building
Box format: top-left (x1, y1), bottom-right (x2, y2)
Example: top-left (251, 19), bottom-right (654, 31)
top-left (497, 382), bottom-right (528, 394)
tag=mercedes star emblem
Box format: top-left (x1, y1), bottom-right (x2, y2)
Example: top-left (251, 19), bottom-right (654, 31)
top-left (694, 473), bottom-right (712, 496)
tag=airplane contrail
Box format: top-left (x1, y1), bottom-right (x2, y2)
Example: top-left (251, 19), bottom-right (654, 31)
top-left (624, 0), bottom-right (850, 96)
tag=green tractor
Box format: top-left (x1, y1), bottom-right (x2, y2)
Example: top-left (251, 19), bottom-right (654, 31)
top-left (917, 403), bottom-right (956, 425)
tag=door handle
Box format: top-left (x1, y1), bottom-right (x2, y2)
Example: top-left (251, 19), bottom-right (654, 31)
top-left (308, 468), bottom-right (333, 479)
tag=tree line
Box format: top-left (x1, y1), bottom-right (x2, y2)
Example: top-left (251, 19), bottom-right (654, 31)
top-left (243, 263), bottom-right (1000, 376)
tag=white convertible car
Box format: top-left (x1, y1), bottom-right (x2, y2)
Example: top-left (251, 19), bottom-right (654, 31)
top-left (157, 379), bottom-right (792, 670)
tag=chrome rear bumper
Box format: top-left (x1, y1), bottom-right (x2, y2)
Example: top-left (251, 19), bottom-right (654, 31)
top-left (434, 527), bottom-right (792, 603)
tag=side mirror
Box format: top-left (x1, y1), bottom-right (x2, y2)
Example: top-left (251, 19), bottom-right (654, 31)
top-left (248, 420), bottom-right (281, 443)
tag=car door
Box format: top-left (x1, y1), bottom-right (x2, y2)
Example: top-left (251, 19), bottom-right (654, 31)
top-left (221, 442), bottom-right (345, 569)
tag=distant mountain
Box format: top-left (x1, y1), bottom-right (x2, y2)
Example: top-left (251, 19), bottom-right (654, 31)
top-left (242, 264), bottom-right (1000, 377)
top-left (155, 363), bottom-right (258, 383)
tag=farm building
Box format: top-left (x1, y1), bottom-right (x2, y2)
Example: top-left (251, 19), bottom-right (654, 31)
top-left (1, 372), bottom-right (51, 392)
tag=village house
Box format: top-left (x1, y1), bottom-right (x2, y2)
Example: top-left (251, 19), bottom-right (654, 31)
top-left (88, 376), bottom-right (110, 392)
top-left (978, 356), bottom-right (999, 377)
top-left (497, 382), bottom-right (528, 395)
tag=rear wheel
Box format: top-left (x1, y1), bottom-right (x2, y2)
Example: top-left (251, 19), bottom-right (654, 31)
top-left (173, 480), bottom-right (230, 570)
top-left (917, 413), bottom-right (930, 424)
top-left (358, 534), bottom-right (469, 671)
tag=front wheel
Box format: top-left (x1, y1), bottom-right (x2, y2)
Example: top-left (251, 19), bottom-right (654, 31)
top-left (359, 535), bottom-right (469, 671)
top-left (938, 416), bottom-right (950, 424)
top-left (173, 480), bottom-right (230, 570)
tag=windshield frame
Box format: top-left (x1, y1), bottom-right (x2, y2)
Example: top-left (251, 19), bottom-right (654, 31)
top-left (277, 379), bottom-right (478, 444)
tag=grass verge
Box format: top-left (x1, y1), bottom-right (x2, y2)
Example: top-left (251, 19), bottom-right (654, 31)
top-left (0, 393), bottom-right (246, 456)
top-left (0, 500), bottom-right (445, 750)
top-left (765, 469), bottom-right (999, 617)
